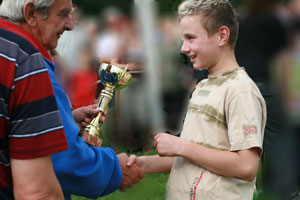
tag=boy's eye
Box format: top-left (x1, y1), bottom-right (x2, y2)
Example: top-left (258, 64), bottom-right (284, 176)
top-left (186, 35), bottom-right (195, 40)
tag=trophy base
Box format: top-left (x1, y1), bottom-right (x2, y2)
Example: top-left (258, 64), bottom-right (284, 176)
top-left (82, 132), bottom-right (103, 147)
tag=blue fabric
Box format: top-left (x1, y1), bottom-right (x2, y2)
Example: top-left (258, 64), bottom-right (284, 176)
top-left (44, 58), bottom-right (122, 199)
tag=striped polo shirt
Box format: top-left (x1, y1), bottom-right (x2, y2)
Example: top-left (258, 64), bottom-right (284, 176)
top-left (0, 18), bottom-right (68, 199)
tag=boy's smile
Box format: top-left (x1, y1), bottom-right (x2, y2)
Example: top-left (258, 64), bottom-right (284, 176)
top-left (180, 15), bottom-right (219, 71)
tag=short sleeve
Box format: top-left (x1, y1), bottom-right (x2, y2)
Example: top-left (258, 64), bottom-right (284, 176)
top-left (8, 55), bottom-right (68, 159)
top-left (226, 91), bottom-right (265, 152)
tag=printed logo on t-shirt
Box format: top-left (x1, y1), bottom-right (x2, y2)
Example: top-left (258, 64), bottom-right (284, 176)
top-left (190, 170), bottom-right (205, 200)
top-left (198, 90), bottom-right (211, 97)
top-left (243, 124), bottom-right (257, 135)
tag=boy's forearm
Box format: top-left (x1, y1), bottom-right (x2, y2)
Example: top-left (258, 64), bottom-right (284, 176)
top-left (139, 155), bottom-right (174, 174)
top-left (178, 139), bottom-right (260, 181)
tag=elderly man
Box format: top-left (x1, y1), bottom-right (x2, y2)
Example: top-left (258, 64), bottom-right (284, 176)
top-left (0, 0), bottom-right (143, 199)
top-left (0, 0), bottom-right (70, 199)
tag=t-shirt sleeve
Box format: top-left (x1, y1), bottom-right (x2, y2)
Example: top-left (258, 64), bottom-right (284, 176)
top-left (8, 54), bottom-right (68, 159)
top-left (226, 91), bottom-right (265, 152)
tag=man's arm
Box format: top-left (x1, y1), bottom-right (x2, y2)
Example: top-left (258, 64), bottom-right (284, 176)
top-left (11, 156), bottom-right (64, 200)
top-left (155, 133), bottom-right (260, 182)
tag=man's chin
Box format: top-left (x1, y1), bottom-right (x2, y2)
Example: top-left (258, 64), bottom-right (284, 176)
top-left (47, 43), bottom-right (58, 51)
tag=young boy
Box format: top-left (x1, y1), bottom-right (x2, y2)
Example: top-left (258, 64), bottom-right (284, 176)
top-left (127, 0), bottom-right (266, 199)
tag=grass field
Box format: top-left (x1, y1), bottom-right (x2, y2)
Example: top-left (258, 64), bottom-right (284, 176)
top-left (72, 173), bottom-right (169, 200)
top-left (72, 170), bottom-right (265, 200)
top-left (72, 148), bottom-right (268, 200)
top-left (71, 124), bottom-right (271, 200)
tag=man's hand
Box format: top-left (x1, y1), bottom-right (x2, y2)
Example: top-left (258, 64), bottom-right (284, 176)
top-left (117, 153), bottom-right (144, 191)
top-left (154, 133), bottom-right (183, 157)
top-left (72, 104), bottom-right (105, 131)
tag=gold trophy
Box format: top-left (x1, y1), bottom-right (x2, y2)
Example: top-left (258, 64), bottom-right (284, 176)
top-left (82, 63), bottom-right (132, 147)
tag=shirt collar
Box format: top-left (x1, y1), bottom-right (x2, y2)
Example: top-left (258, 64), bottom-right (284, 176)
top-left (0, 18), bottom-right (53, 62)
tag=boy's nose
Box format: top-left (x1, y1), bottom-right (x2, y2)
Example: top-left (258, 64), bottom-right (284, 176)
top-left (181, 42), bottom-right (190, 53)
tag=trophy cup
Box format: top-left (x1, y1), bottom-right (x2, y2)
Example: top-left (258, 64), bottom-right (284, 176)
top-left (82, 63), bottom-right (132, 147)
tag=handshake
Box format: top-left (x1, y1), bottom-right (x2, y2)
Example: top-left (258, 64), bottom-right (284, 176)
top-left (117, 132), bottom-right (183, 191)
top-left (73, 100), bottom-right (183, 191)
top-left (117, 153), bottom-right (144, 191)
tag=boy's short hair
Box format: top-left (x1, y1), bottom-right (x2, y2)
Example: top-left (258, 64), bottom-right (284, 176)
top-left (178, 0), bottom-right (238, 48)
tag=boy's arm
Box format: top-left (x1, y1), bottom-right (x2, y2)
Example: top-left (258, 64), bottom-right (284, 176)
top-left (154, 133), bottom-right (260, 182)
top-left (127, 154), bottom-right (174, 174)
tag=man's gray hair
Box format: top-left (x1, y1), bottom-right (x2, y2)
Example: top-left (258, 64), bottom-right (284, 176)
top-left (0, 0), bottom-right (56, 23)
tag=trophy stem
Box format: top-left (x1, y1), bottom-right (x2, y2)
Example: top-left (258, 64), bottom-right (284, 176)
top-left (82, 85), bottom-right (114, 147)
top-left (97, 85), bottom-right (114, 112)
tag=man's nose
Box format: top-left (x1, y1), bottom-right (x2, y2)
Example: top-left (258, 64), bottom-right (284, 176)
top-left (64, 13), bottom-right (75, 31)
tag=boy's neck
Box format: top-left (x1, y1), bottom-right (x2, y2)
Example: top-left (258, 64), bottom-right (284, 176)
top-left (208, 50), bottom-right (239, 76)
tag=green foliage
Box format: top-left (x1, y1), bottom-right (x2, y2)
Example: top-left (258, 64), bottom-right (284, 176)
top-left (230, 0), bottom-right (244, 7)
top-left (73, 0), bottom-right (134, 16)
top-left (154, 0), bottom-right (182, 16)
top-left (72, 0), bottom-right (244, 17)
top-left (154, 0), bottom-right (244, 16)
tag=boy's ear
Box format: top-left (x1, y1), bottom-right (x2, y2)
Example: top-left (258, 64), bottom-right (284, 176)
top-left (218, 26), bottom-right (230, 47)
top-left (23, 2), bottom-right (37, 27)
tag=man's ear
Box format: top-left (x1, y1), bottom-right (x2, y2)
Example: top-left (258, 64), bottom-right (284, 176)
top-left (218, 26), bottom-right (230, 47)
top-left (23, 2), bottom-right (37, 26)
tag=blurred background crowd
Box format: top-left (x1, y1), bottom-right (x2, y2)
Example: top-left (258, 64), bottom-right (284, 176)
top-left (52, 0), bottom-right (300, 199)
top-left (52, 0), bottom-right (195, 151)
top-left (45, 0), bottom-right (300, 151)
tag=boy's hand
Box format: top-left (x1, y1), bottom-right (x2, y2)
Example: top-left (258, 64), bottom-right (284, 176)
top-left (126, 155), bottom-right (144, 170)
top-left (154, 133), bottom-right (184, 157)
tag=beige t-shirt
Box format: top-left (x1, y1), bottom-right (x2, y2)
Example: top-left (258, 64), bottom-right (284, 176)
top-left (166, 67), bottom-right (266, 200)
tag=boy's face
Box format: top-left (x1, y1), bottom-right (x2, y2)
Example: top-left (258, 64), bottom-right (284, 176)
top-left (180, 15), bottom-right (218, 70)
